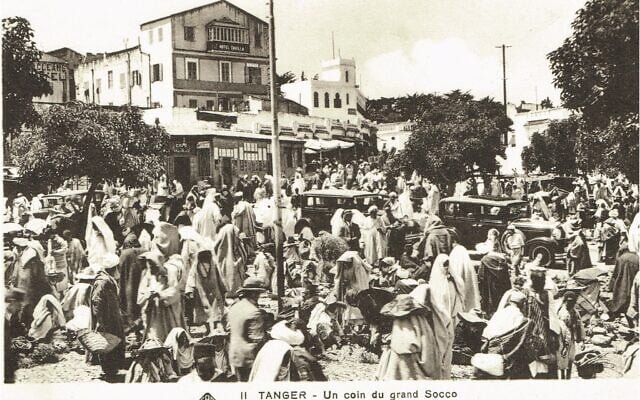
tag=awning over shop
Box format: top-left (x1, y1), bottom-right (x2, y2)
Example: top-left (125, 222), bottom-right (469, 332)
top-left (304, 139), bottom-right (355, 152)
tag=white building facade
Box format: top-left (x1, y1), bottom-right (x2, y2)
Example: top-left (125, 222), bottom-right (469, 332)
top-left (281, 57), bottom-right (367, 125)
top-left (74, 0), bottom-right (270, 110)
top-left (500, 103), bottom-right (575, 174)
top-left (375, 120), bottom-right (415, 152)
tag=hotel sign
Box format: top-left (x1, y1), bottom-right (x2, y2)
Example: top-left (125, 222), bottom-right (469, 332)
top-left (207, 41), bottom-right (249, 53)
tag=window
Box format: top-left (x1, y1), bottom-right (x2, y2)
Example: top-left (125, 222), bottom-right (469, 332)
top-left (324, 92), bottom-right (330, 108)
top-left (107, 71), bottom-right (113, 88)
top-left (333, 93), bottom-right (342, 108)
top-left (152, 64), bottom-right (163, 82)
top-left (346, 93), bottom-right (350, 105)
top-left (206, 100), bottom-right (215, 110)
top-left (186, 59), bottom-right (198, 80)
top-left (189, 99), bottom-right (198, 108)
top-left (254, 23), bottom-right (263, 48)
top-left (219, 97), bottom-right (230, 111)
top-left (157, 27), bottom-right (163, 42)
top-left (184, 26), bottom-right (195, 42)
top-left (285, 149), bottom-right (293, 168)
top-left (220, 61), bottom-right (231, 82)
top-left (246, 65), bottom-right (261, 84)
top-left (131, 70), bottom-right (142, 86)
top-left (345, 70), bottom-right (349, 83)
top-left (313, 92), bottom-right (319, 107)
top-left (119, 73), bottom-right (126, 89)
top-left (208, 25), bottom-right (248, 44)
top-left (148, 30), bottom-right (153, 44)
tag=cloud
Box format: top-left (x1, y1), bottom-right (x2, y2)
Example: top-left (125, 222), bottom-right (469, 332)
top-left (363, 38), bottom-right (503, 100)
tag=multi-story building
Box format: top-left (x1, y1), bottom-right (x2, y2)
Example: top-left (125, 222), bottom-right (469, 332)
top-left (75, 46), bottom-right (152, 106)
top-left (500, 103), bottom-right (575, 174)
top-left (73, 0), bottom-right (270, 109)
top-left (375, 120), bottom-right (415, 152)
top-left (281, 57), bottom-right (367, 124)
top-left (33, 53), bottom-right (74, 104)
top-left (140, 0), bottom-right (269, 110)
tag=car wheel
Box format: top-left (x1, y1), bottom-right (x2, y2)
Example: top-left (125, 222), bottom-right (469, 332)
top-left (529, 245), bottom-right (554, 267)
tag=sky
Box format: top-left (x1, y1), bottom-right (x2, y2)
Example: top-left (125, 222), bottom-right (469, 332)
top-left (2, 0), bottom-right (587, 104)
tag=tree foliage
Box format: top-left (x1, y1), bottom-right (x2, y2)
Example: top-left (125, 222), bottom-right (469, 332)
top-left (548, 0), bottom-right (638, 128)
top-left (11, 102), bottom-right (171, 191)
top-left (276, 71), bottom-right (296, 95)
top-left (540, 97), bottom-right (554, 109)
top-left (2, 17), bottom-right (52, 136)
top-left (547, 0), bottom-right (639, 181)
top-left (521, 116), bottom-right (579, 175)
top-left (576, 115), bottom-right (639, 183)
top-left (388, 90), bottom-right (510, 189)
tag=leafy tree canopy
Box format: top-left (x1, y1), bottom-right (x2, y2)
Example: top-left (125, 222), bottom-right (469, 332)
top-left (548, 0), bottom-right (638, 129)
top-left (521, 116), bottom-right (579, 175)
top-left (576, 115), bottom-right (639, 183)
top-left (389, 90), bottom-right (511, 189)
top-left (2, 17), bottom-right (52, 136)
top-left (11, 102), bottom-right (171, 192)
top-left (547, 0), bottom-right (638, 182)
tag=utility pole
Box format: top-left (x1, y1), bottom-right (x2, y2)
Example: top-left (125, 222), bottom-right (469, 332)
top-left (332, 31), bottom-right (335, 59)
top-left (268, 0), bottom-right (285, 305)
top-left (495, 44), bottom-right (511, 115)
top-left (496, 44), bottom-right (511, 146)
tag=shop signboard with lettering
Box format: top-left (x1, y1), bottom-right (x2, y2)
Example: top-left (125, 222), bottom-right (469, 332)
top-left (207, 41), bottom-right (249, 53)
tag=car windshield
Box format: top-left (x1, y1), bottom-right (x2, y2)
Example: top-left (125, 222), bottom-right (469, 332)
top-left (507, 204), bottom-right (530, 220)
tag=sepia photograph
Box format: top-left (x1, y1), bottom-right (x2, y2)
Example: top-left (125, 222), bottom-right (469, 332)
top-left (1, 0), bottom-right (638, 395)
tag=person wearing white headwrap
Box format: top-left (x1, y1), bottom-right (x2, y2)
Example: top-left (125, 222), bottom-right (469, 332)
top-left (248, 320), bottom-right (304, 382)
top-left (449, 238), bottom-right (479, 313)
top-left (85, 210), bottom-right (117, 268)
top-left (192, 189), bottom-right (222, 242)
top-left (164, 327), bottom-right (194, 375)
top-left (360, 206), bottom-right (387, 264)
top-left (408, 254), bottom-right (463, 380)
top-left (629, 213), bottom-right (640, 255)
top-left (232, 192), bottom-right (257, 252)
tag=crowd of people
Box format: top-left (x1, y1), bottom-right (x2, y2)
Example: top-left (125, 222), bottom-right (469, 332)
top-left (3, 160), bottom-right (640, 383)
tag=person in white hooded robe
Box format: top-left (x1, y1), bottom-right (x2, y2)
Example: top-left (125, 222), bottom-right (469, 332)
top-left (192, 189), bottom-right (222, 242)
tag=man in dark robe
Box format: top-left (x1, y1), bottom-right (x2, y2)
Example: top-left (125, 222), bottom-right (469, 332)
top-left (522, 267), bottom-right (559, 379)
top-left (608, 245), bottom-right (640, 324)
top-left (10, 238), bottom-right (52, 329)
top-left (89, 260), bottom-right (126, 380)
top-left (119, 234), bottom-right (145, 326)
top-left (339, 210), bottom-right (361, 251)
top-left (412, 215), bottom-right (453, 263)
top-left (477, 253), bottom-right (512, 318)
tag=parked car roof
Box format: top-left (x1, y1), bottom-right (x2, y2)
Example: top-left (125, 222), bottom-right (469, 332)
top-left (42, 190), bottom-right (104, 199)
top-left (302, 189), bottom-right (381, 199)
top-left (440, 195), bottom-right (527, 207)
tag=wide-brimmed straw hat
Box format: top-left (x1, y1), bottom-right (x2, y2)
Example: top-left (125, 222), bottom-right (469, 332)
top-left (380, 294), bottom-right (426, 318)
top-left (237, 277), bottom-right (267, 294)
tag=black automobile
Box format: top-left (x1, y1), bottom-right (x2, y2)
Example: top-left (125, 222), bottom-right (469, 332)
top-left (439, 195), bottom-right (571, 267)
top-left (300, 189), bottom-right (382, 233)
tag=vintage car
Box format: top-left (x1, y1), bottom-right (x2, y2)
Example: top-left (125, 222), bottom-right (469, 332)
top-left (300, 189), bottom-right (383, 233)
top-left (34, 190), bottom-right (105, 219)
top-left (439, 195), bottom-right (571, 267)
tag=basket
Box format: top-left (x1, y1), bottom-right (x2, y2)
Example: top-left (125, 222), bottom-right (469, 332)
top-left (77, 328), bottom-right (121, 354)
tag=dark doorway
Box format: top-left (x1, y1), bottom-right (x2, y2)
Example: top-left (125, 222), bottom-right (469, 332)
top-left (174, 157), bottom-right (191, 189)
top-left (197, 148), bottom-right (211, 178)
top-left (221, 157), bottom-right (233, 186)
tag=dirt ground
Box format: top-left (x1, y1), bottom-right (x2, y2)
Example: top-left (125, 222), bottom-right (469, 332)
top-left (11, 241), bottom-right (633, 383)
